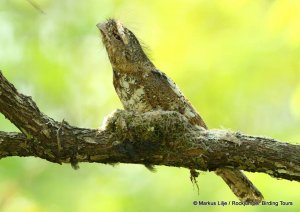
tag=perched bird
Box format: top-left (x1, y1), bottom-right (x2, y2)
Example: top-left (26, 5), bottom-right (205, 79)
top-left (97, 19), bottom-right (263, 202)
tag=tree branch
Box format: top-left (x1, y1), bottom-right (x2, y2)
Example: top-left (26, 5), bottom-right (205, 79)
top-left (1, 70), bottom-right (300, 183)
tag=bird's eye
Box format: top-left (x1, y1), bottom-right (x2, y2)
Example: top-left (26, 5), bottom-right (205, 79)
top-left (112, 32), bottom-right (122, 41)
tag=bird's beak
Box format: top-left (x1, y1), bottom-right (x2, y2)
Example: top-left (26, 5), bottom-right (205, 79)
top-left (96, 22), bottom-right (107, 34)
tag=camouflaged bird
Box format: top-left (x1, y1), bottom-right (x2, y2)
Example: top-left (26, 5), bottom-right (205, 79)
top-left (97, 19), bottom-right (263, 202)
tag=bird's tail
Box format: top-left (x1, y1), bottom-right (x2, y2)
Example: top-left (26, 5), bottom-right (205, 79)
top-left (215, 167), bottom-right (263, 202)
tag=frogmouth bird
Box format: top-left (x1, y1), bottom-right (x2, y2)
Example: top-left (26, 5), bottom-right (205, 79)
top-left (97, 19), bottom-right (263, 202)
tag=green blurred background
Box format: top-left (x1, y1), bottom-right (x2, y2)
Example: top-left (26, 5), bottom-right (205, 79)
top-left (0, 0), bottom-right (300, 211)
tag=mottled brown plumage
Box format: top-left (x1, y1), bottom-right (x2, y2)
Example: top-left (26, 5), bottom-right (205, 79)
top-left (97, 19), bottom-right (263, 202)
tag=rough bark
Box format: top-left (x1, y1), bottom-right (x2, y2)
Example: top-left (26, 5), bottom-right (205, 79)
top-left (1, 70), bottom-right (300, 183)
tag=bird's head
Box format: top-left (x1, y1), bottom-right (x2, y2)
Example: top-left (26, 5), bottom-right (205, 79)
top-left (97, 19), bottom-right (153, 72)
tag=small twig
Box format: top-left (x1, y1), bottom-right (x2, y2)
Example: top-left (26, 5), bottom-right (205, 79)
top-left (25, 0), bottom-right (46, 14)
top-left (190, 169), bottom-right (200, 195)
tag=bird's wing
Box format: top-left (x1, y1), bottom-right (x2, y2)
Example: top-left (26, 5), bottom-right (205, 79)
top-left (145, 69), bottom-right (207, 128)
